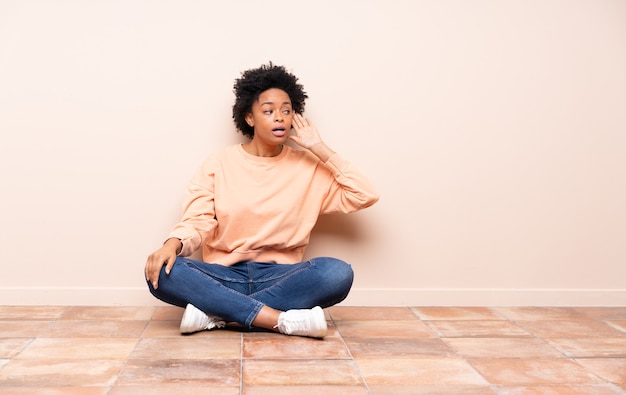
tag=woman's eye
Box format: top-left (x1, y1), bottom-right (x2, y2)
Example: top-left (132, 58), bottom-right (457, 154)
top-left (283, 109), bottom-right (291, 115)
top-left (263, 110), bottom-right (272, 115)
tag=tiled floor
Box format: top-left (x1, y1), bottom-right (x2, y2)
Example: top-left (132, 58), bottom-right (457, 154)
top-left (1, 306), bottom-right (625, 394)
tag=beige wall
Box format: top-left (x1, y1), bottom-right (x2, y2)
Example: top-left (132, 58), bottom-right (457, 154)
top-left (1, 0), bottom-right (625, 306)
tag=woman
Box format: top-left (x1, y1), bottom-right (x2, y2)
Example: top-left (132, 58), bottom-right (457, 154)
top-left (145, 63), bottom-right (379, 338)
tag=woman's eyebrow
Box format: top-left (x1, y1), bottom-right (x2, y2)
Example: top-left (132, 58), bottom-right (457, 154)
top-left (260, 101), bottom-right (292, 106)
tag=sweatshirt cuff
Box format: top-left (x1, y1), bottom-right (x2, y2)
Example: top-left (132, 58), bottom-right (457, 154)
top-left (324, 152), bottom-right (350, 174)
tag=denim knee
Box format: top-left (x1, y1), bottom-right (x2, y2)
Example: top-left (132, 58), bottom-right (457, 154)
top-left (311, 257), bottom-right (354, 300)
top-left (145, 263), bottom-right (187, 308)
top-left (318, 257), bottom-right (353, 278)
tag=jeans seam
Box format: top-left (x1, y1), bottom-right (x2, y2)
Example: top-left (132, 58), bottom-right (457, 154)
top-left (244, 302), bottom-right (264, 328)
top-left (248, 260), bottom-right (313, 299)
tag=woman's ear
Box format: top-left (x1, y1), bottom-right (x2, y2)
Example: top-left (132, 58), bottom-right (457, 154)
top-left (245, 113), bottom-right (254, 127)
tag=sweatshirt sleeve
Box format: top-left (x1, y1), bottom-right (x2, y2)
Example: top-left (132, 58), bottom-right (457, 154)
top-left (320, 152), bottom-right (380, 214)
top-left (167, 160), bottom-right (218, 257)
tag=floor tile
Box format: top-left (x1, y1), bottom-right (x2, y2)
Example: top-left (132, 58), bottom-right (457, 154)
top-left (141, 320), bottom-right (184, 338)
top-left (547, 338), bottom-right (626, 358)
top-left (0, 339), bottom-right (32, 359)
top-left (494, 307), bottom-right (590, 321)
top-left (243, 359), bottom-right (363, 386)
top-left (130, 337), bottom-right (240, 359)
top-left (355, 357), bottom-right (488, 385)
top-left (368, 384), bottom-right (497, 394)
top-left (243, 334), bottom-right (350, 359)
top-left (0, 388), bottom-right (109, 395)
top-left (116, 359), bottom-right (240, 387)
top-left (469, 359), bottom-right (604, 385)
top-left (516, 319), bottom-right (626, 338)
top-left (0, 359), bottom-right (124, 386)
top-left (15, 338), bottom-right (138, 359)
top-left (328, 306), bottom-right (418, 321)
top-left (61, 306), bottom-right (156, 321)
top-left (243, 385), bottom-right (370, 395)
top-left (335, 320), bottom-right (435, 339)
top-left (412, 307), bottom-right (503, 321)
top-left (152, 306), bottom-right (184, 321)
top-left (41, 319), bottom-right (147, 338)
top-left (495, 385), bottom-right (625, 394)
top-left (606, 320), bottom-right (626, 333)
top-left (425, 320), bottom-right (530, 338)
top-left (0, 306), bottom-right (69, 320)
top-left (0, 321), bottom-right (53, 338)
top-left (575, 307), bottom-right (626, 320)
top-left (445, 338), bottom-right (565, 359)
top-left (574, 358), bottom-right (626, 387)
top-left (345, 338), bottom-right (455, 358)
top-left (109, 386), bottom-right (240, 395)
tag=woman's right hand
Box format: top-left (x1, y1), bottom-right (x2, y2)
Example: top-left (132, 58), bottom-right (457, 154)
top-left (145, 238), bottom-right (181, 289)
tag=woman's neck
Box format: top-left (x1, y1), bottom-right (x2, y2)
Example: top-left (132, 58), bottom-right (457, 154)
top-left (242, 141), bottom-right (283, 157)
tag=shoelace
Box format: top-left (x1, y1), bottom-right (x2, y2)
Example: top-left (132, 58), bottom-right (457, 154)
top-left (278, 314), bottom-right (309, 335)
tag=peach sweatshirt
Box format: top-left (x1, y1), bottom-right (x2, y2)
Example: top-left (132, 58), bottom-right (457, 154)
top-left (168, 144), bottom-right (379, 266)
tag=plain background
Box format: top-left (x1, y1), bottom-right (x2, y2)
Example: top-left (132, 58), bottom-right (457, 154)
top-left (1, 0), bottom-right (625, 306)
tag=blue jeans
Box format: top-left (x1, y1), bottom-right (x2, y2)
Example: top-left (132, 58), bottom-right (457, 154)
top-left (147, 256), bottom-right (354, 328)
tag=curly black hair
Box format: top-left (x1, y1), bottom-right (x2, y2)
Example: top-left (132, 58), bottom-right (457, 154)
top-left (232, 62), bottom-right (308, 139)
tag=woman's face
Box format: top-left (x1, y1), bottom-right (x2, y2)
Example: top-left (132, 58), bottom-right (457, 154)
top-left (245, 88), bottom-right (294, 146)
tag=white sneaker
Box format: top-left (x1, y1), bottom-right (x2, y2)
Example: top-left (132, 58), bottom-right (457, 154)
top-left (179, 304), bottom-right (226, 334)
top-left (276, 306), bottom-right (327, 338)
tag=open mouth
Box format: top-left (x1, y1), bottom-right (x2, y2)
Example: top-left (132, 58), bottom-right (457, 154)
top-left (272, 128), bottom-right (286, 137)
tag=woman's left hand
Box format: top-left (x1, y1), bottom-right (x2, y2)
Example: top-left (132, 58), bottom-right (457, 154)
top-left (289, 114), bottom-right (322, 149)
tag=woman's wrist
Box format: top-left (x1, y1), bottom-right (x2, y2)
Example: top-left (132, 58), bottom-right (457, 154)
top-left (164, 237), bottom-right (182, 254)
top-left (308, 142), bottom-right (335, 163)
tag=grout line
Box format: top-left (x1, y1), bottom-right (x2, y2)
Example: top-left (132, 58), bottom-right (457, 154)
top-left (330, 312), bottom-right (373, 395)
top-left (60, 305), bottom-right (73, 319)
top-left (105, 318), bottom-right (147, 392)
